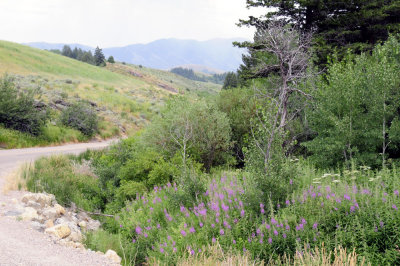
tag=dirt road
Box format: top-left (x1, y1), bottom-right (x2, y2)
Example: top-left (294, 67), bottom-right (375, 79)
top-left (0, 140), bottom-right (118, 266)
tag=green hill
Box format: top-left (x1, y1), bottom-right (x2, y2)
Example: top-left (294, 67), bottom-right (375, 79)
top-left (0, 40), bottom-right (221, 148)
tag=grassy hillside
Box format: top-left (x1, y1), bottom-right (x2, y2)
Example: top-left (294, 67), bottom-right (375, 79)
top-left (0, 40), bottom-right (220, 148)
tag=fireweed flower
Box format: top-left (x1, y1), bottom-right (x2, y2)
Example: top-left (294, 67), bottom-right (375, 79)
top-left (268, 238), bottom-right (272, 244)
top-left (181, 230), bottom-right (187, 237)
top-left (393, 204), bottom-right (398, 211)
top-left (271, 218), bottom-right (277, 224)
top-left (274, 230), bottom-right (278, 236)
top-left (189, 227), bottom-right (195, 233)
top-left (160, 247), bottom-right (164, 253)
top-left (265, 224), bottom-right (271, 230)
top-left (313, 223), bottom-right (318, 230)
top-left (132, 238), bottom-right (136, 243)
top-left (220, 229), bottom-right (225, 235)
top-left (199, 222), bottom-right (203, 227)
top-left (395, 190), bottom-right (399, 196)
top-left (135, 226), bottom-right (142, 235)
top-left (212, 237), bottom-right (216, 243)
top-left (144, 233), bottom-right (148, 238)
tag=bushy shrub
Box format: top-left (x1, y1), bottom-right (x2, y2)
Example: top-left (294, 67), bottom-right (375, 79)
top-left (60, 101), bottom-right (98, 136)
top-left (0, 75), bottom-right (48, 135)
top-left (25, 155), bottom-right (105, 211)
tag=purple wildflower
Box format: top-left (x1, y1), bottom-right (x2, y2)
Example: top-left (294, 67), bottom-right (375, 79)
top-left (212, 237), bottom-right (216, 243)
top-left (313, 223), bottom-right (318, 230)
top-left (160, 247), bottom-right (164, 253)
top-left (283, 233), bottom-right (287, 239)
top-left (135, 226), bottom-right (142, 235)
top-left (393, 204), bottom-right (398, 211)
top-left (220, 229), bottom-right (225, 235)
top-left (132, 238), bottom-right (136, 243)
top-left (144, 233), bottom-right (148, 238)
top-left (199, 222), bottom-right (203, 228)
top-left (189, 227), bottom-right (195, 233)
top-left (395, 190), bottom-right (399, 196)
top-left (265, 224), bottom-right (271, 230)
top-left (268, 237), bottom-right (272, 244)
top-left (181, 230), bottom-right (187, 237)
top-left (274, 230), bottom-right (278, 236)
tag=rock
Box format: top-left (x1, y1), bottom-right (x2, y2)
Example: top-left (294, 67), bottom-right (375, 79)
top-left (4, 210), bottom-right (22, 217)
top-left (21, 207), bottom-right (39, 221)
top-left (45, 219), bottom-right (54, 228)
top-left (45, 224), bottom-right (71, 239)
top-left (105, 250), bottom-right (121, 264)
top-left (66, 231), bottom-right (82, 243)
top-left (78, 221), bottom-right (87, 229)
top-left (25, 200), bottom-right (41, 209)
top-left (59, 239), bottom-right (85, 249)
top-left (42, 207), bottom-right (59, 220)
top-left (86, 219), bottom-right (101, 231)
top-left (11, 198), bottom-right (18, 205)
top-left (54, 204), bottom-right (65, 215)
top-left (0, 202), bottom-right (5, 207)
top-left (22, 193), bottom-right (55, 208)
top-left (31, 221), bottom-right (44, 232)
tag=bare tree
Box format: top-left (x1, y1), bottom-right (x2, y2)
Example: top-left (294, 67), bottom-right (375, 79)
top-left (250, 21), bottom-right (314, 172)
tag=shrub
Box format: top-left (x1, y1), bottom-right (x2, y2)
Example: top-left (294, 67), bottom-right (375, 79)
top-left (60, 101), bottom-right (98, 136)
top-left (25, 155), bottom-right (105, 211)
top-left (0, 75), bottom-right (48, 135)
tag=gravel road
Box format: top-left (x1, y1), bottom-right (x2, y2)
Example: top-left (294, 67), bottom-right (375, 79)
top-left (0, 140), bottom-right (119, 266)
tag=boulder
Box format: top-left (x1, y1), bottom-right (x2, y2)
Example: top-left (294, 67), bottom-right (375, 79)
top-left (25, 200), bottom-right (41, 209)
top-left (78, 221), bottom-right (87, 229)
top-left (42, 207), bottom-right (59, 220)
top-left (31, 221), bottom-right (44, 232)
top-left (45, 224), bottom-right (71, 239)
top-left (105, 250), bottom-right (121, 264)
top-left (45, 219), bottom-right (54, 228)
top-left (21, 193), bottom-right (55, 208)
top-left (54, 204), bottom-right (65, 215)
top-left (87, 219), bottom-right (101, 231)
top-left (21, 207), bottom-right (39, 221)
top-left (66, 231), bottom-right (82, 243)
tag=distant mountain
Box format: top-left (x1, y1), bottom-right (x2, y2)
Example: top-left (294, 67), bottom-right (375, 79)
top-left (25, 38), bottom-right (247, 72)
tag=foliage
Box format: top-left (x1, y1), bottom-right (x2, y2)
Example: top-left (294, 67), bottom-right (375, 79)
top-left (107, 56), bottom-right (115, 64)
top-left (60, 101), bottom-right (99, 136)
top-left (304, 36), bottom-right (400, 168)
top-left (240, 0), bottom-right (400, 67)
top-left (144, 96), bottom-right (233, 171)
top-left (94, 46), bottom-right (106, 66)
top-left (170, 67), bottom-right (227, 85)
top-left (217, 87), bottom-right (257, 165)
top-left (25, 155), bottom-right (105, 211)
top-left (51, 45), bottom-right (96, 65)
top-left (0, 75), bottom-right (48, 136)
top-left (222, 72), bottom-right (238, 89)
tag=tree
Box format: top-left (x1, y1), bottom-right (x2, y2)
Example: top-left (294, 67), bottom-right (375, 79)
top-left (94, 46), bottom-right (106, 66)
top-left (304, 36), bottom-right (400, 168)
top-left (239, 0), bottom-right (400, 67)
top-left (61, 45), bottom-right (72, 58)
top-left (107, 56), bottom-right (115, 64)
top-left (249, 21), bottom-right (313, 172)
top-left (144, 97), bottom-right (232, 171)
top-left (222, 72), bottom-right (238, 89)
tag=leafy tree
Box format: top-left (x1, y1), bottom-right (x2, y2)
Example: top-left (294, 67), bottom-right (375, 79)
top-left (304, 36), bottom-right (400, 168)
top-left (222, 72), bottom-right (238, 89)
top-left (0, 75), bottom-right (48, 135)
top-left (144, 97), bottom-right (232, 171)
top-left (107, 56), bottom-right (115, 64)
top-left (94, 46), bottom-right (106, 66)
top-left (239, 0), bottom-right (400, 67)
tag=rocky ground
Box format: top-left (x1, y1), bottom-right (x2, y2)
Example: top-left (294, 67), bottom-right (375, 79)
top-left (0, 141), bottom-right (121, 266)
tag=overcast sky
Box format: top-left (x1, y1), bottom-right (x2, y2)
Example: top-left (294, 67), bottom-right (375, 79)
top-left (0, 0), bottom-right (266, 47)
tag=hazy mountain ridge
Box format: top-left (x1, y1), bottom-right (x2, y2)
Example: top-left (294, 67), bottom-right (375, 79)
top-left (25, 38), bottom-right (247, 72)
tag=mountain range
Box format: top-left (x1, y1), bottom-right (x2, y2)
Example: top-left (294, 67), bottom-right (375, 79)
top-left (25, 38), bottom-right (247, 73)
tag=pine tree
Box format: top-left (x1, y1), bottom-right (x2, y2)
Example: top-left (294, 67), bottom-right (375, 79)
top-left (94, 46), bottom-right (105, 66)
top-left (239, 0), bottom-right (400, 67)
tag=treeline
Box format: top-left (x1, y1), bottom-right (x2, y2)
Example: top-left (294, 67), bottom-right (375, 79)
top-left (50, 45), bottom-right (114, 66)
top-left (170, 67), bottom-right (227, 84)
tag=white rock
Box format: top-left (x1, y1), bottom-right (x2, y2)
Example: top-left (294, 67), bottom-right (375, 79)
top-left (67, 231), bottom-right (82, 243)
top-left (21, 207), bottom-right (39, 221)
top-left (42, 207), bottom-right (59, 220)
top-left (54, 204), bottom-right (65, 215)
top-left (45, 224), bottom-right (71, 239)
top-left (105, 249), bottom-right (121, 264)
top-left (78, 221), bottom-right (87, 229)
top-left (25, 200), bottom-right (41, 209)
top-left (11, 198), bottom-right (18, 204)
top-left (87, 219), bottom-right (101, 231)
top-left (22, 193), bottom-right (54, 208)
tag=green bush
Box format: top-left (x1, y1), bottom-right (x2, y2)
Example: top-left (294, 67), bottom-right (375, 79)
top-left (0, 75), bottom-right (48, 135)
top-left (25, 155), bottom-right (105, 211)
top-left (60, 101), bottom-right (98, 136)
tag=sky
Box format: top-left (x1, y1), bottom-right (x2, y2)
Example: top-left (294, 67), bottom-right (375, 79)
top-left (0, 0), bottom-right (266, 48)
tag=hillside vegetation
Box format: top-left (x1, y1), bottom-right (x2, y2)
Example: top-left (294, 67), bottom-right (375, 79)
top-left (0, 41), bottom-right (220, 148)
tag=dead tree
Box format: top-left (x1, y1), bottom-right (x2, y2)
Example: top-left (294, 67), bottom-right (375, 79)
top-left (250, 21), bottom-right (314, 172)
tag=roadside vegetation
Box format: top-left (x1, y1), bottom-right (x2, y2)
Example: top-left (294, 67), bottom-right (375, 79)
top-left (13, 1), bottom-right (400, 264)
